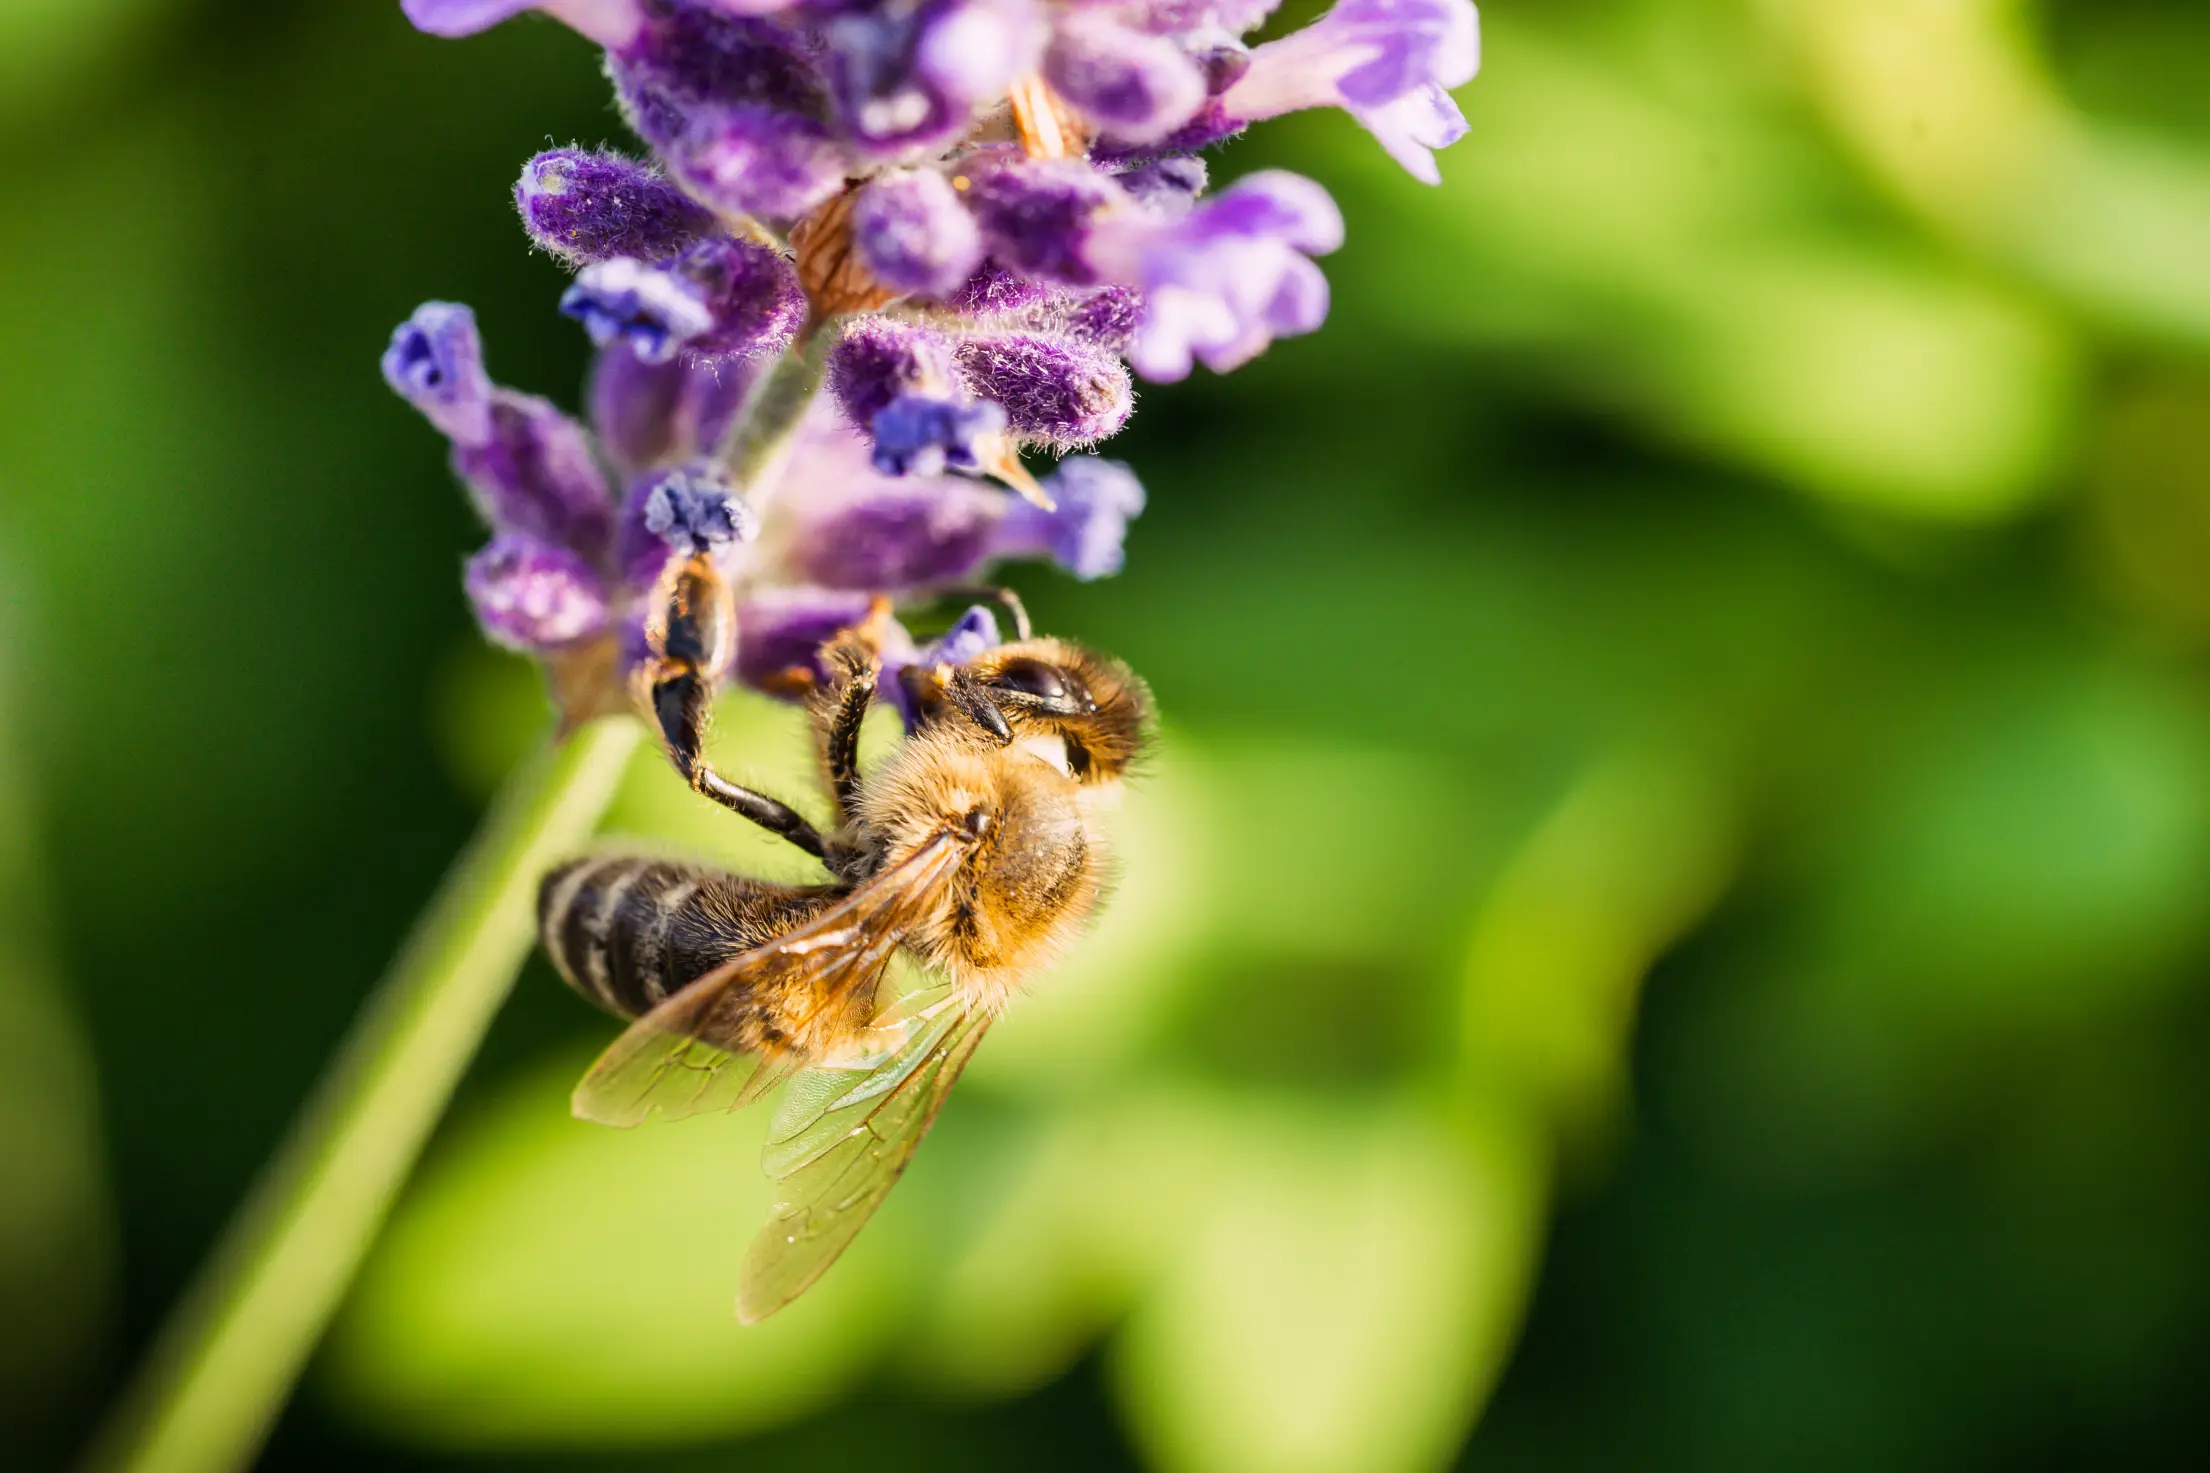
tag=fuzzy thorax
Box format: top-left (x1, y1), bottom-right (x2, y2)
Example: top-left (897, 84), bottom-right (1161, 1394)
top-left (856, 726), bottom-right (1104, 1014)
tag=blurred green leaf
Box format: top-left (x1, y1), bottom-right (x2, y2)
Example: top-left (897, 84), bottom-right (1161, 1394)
top-left (326, 1053), bottom-right (916, 1447)
top-left (1110, 1096), bottom-right (1540, 1473)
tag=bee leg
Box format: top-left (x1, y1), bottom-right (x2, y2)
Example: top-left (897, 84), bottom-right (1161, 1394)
top-left (812, 634), bottom-right (879, 821)
top-left (647, 668), bottom-right (831, 862)
top-left (943, 668), bottom-right (1014, 745)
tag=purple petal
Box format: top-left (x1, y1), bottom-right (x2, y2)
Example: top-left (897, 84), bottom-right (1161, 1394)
top-left (934, 259), bottom-right (1057, 315)
top-left (672, 235), bottom-right (807, 358)
top-left (992, 456), bottom-right (1145, 580)
top-left (561, 258), bottom-right (716, 363)
top-left (730, 586), bottom-right (916, 695)
top-left (615, 462), bottom-right (757, 591)
top-left (851, 170), bottom-right (986, 297)
top-left (915, 0), bottom-right (1049, 105)
top-left (402, 0), bottom-right (643, 47)
top-left (515, 149), bottom-right (715, 266)
top-left (1084, 171), bottom-right (1342, 381)
top-left (1350, 82), bottom-right (1469, 185)
top-left (465, 533), bottom-right (611, 653)
top-left (869, 394), bottom-right (1007, 478)
top-left (1044, 14), bottom-right (1208, 143)
top-left (453, 393), bottom-right (615, 557)
top-left (660, 104), bottom-right (847, 221)
top-left (1220, 0), bottom-right (1479, 182)
top-left (785, 481), bottom-right (1005, 589)
top-left (588, 345), bottom-right (756, 473)
top-left (382, 301), bottom-right (494, 447)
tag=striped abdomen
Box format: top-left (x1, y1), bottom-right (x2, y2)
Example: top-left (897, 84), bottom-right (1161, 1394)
top-left (538, 856), bottom-right (844, 1020)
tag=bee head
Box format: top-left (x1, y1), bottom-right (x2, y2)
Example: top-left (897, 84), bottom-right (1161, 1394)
top-left (960, 637), bottom-right (1152, 785)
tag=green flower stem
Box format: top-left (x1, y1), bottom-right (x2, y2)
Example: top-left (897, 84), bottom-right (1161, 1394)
top-left (82, 716), bottom-right (642, 1473)
top-left (719, 326), bottom-right (831, 492)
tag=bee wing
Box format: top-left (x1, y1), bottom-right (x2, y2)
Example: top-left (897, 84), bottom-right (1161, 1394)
top-left (736, 999), bottom-right (994, 1322)
top-left (571, 833), bottom-right (968, 1129)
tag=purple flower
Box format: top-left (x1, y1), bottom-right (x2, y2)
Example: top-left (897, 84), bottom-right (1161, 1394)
top-left (1083, 170), bottom-right (1342, 380)
top-left (616, 462), bottom-right (758, 590)
top-left (961, 156), bottom-right (1123, 286)
top-left (644, 465), bottom-right (757, 553)
top-left (784, 480), bottom-right (1005, 589)
top-left (589, 345), bottom-right (756, 473)
top-left (382, 301), bottom-right (493, 446)
top-left (465, 533), bottom-right (612, 652)
top-left (851, 170), bottom-right (986, 297)
top-left (609, 10), bottom-right (846, 221)
top-left (1044, 13), bottom-right (1208, 143)
top-left (453, 393), bottom-right (617, 557)
top-left (870, 394), bottom-right (1008, 477)
top-left (669, 236), bottom-right (808, 358)
top-left (732, 586), bottom-right (918, 693)
top-left (562, 258), bottom-right (716, 363)
top-left (994, 455), bottom-right (1144, 579)
top-left (828, 317), bottom-right (961, 428)
top-left (401, 0), bottom-right (643, 47)
top-left (658, 105), bottom-right (848, 222)
top-left (516, 149), bottom-right (715, 266)
top-left (812, 0), bottom-right (1046, 157)
top-left (1221, 0), bottom-right (1480, 184)
top-left (563, 239), bottom-right (804, 363)
top-left (953, 332), bottom-right (1132, 451)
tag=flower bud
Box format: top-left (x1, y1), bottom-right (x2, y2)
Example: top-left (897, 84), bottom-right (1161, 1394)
top-left (954, 332), bottom-right (1132, 451)
top-left (851, 170), bottom-right (985, 298)
top-left (382, 302), bottom-right (494, 447)
top-left (1044, 14), bottom-right (1208, 144)
top-left (516, 149), bottom-right (715, 266)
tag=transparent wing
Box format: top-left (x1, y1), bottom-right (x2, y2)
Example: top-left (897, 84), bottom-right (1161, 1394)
top-left (571, 834), bottom-right (966, 1128)
top-left (736, 999), bottom-right (994, 1322)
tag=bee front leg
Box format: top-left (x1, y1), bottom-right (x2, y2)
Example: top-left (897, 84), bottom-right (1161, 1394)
top-left (811, 634), bottom-right (879, 823)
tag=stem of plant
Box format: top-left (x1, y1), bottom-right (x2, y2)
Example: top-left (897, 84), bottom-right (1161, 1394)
top-left (80, 716), bottom-right (642, 1473)
top-left (83, 335), bottom-right (827, 1473)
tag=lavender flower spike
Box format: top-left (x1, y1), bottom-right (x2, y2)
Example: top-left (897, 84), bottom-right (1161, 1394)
top-left (1084, 171), bottom-right (1344, 381)
top-left (1222, 0), bottom-right (1481, 184)
top-left (382, 301), bottom-right (493, 446)
top-left (402, 0), bottom-right (642, 47)
top-left (516, 149), bottom-right (715, 266)
top-left (465, 533), bottom-right (611, 653)
top-left (562, 259), bottom-right (715, 364)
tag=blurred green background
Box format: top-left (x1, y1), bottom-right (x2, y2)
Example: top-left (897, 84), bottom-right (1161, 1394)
top-left (8, 0), bottom-right (2210, 1469)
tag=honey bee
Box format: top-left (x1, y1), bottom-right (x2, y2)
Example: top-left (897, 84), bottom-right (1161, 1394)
top-left (540, 553), bottom-right (1150, 1321)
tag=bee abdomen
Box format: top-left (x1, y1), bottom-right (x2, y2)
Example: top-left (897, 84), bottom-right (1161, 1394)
top-left (537, 856), bottom-right (839, 1021)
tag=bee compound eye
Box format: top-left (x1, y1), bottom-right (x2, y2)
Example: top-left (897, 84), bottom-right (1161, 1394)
top-left (962, 806), bottom-right (992, 840)
top-left (990, 659), bottom-right (1072, 703)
